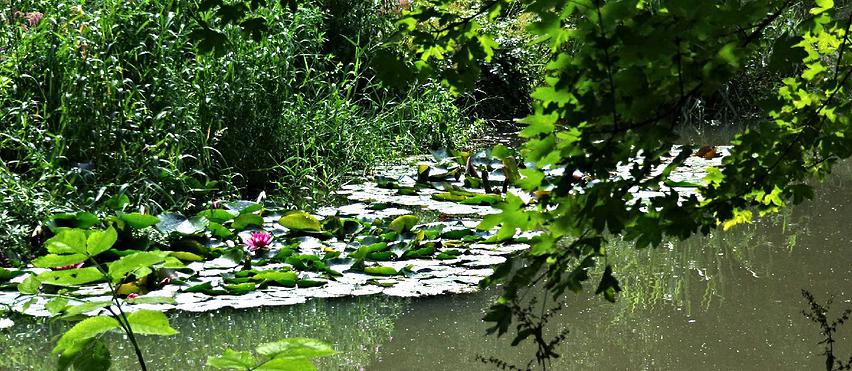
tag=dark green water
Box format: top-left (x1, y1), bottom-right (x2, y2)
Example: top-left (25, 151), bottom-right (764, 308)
top-left (2, 172), bottom-right (851, 370)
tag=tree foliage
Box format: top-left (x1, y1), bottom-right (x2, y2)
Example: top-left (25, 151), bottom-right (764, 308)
top-left (388, 0), bottom-right (852, 364)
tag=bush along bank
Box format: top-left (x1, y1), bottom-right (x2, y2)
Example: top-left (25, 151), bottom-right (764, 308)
top-left (0, 0), bottom-right (480, 266)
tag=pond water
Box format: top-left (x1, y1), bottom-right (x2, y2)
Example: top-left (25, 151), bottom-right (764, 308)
top-left (2, 167), bottom-right (851, 370)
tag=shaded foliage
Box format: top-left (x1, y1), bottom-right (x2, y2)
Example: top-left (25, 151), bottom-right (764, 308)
top-left (389, 0), bottom-right (852, 365)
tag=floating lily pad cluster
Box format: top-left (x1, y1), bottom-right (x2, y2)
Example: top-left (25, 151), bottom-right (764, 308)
top-left (0, 146), bottom-right (729, 317)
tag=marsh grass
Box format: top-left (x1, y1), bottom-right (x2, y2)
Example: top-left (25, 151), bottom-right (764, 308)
top-left (0, 0), bottom-right (476, 264)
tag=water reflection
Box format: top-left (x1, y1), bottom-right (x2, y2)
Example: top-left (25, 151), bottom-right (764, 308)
top-left (2, 167), bottom-right (851, 370)
top-left (368, 164), bottom-right (852, 370)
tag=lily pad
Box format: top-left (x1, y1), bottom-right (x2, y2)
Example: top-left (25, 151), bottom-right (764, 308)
top-left (156, 214), bottom-right (209, 236)
top-left (388, 215), bottom-right (418, 233)
top-left (278, 211), bottom-right (322, 232)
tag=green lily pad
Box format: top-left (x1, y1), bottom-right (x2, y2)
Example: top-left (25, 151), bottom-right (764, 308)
top-left (364, 266), bottom-right (399, 276)
top-left (196, 209), bottom-right (238, 224)
top-left (224, 282), bottom-right (256, 295)
top-left (156, 214), bottom-right (209, 236)
top-left (119, 213), bottom-right (161, 229)
top-left (225, 201), bottom-right (263, 215)
top-left (459, 194), bottom-right (503, 206)
top-left (388, 215), bottom-right (418, 233)
top-left (232, 213), bottom-right (264, 230)
top-left (278, 211), bottom-right (322, 232)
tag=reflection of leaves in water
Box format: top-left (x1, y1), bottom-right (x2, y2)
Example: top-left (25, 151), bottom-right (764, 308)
top-left (0, 297), bottom-right (407, 370)
top-left (609, 208), bottom-right (798, 319)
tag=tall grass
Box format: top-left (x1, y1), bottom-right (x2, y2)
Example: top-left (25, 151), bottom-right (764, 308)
top-left (0, 0), bottom-right (478, 265)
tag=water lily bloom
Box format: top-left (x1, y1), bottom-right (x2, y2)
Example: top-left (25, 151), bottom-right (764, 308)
top-left (127, 293), bottom-right (139, 299)
top-left (54, 262), bottom-right (84, 270)
top-left (244, 231), bottom-right (272, 253)
top-left (211, 199), bottom-right (222, 209)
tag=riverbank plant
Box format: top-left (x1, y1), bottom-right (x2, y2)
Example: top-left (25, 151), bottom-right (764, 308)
top-left (0, 0), bottom-right (478, 266)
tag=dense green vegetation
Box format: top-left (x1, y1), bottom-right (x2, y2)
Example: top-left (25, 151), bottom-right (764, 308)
top-left (392, 0), bottom-right (852, 368)
top-left (0, 0), bottom-right (497, 266)
top-left (5, 0), bottom-right (852, 369)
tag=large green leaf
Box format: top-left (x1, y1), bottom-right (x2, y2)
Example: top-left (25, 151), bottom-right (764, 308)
top-left (86, 227), bottom-right (117, 257)
top-left (46, 229), bottom-right (87, 255)
top-left (54, 316), bottom-right (120, 355)
top-left (32, 254), bottom-right (87, 268)
top-left (278, 211), bottom-right (321, 232)
top-left (256, 338), bottom-right (335, 358)
top-left (107, 252), bottom-right (167, 282)
top-left (61, 301), bottom-right (113, 318)
top-left (119, 213), bottom-right (161, 229)
top-left (207, 349), bottom-right (255, 369)
top-left (126, 309), bottom-right (178, 336)
top-left (37, 268), bottom-right (104, 287)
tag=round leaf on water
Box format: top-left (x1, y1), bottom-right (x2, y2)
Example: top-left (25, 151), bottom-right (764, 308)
top-left (224, 282), bottom-right (257, 295)
top-left (207, 349), bottom-right (255, 369)
top-left (196, 209), bottom-right (238, 224)
top-left (255, 337), bottom-right (335, 358)
top-left (119, 213), bottom-right (160, 229)
top-left (207, 222), bottom-right (233, 238)
top-left (17, 274), bottom-right (40, 294)
top-left (156, 213), bottom-right (209, 236)
top-left (232, 213), bottom-right (264, 230)
top-left (388, 215), bottom-right (418, 233)
top-left (296, 279), bottom-right (327, 288)
top-left (364, 266), bottom-right (398, 276)
top-left (126, 309), bottom-right (178, 336)
top-left (441, 228), bottom-right (475, 240)
top-left (170, 251), bottom-right (204, 261)
top-left (459, 194), bottom-right (503, 206)
top-left (278, 211), bottom-right (322, 232)
top-left (225, 200), bottom-right (263, 215)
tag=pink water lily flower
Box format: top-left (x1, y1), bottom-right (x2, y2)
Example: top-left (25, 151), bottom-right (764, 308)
top-left (244, 231), bottom-right (272, 253)
top-left (126, 293), bottom-right (139, 299)
top-left (54, 262), bottom-right (84, 270)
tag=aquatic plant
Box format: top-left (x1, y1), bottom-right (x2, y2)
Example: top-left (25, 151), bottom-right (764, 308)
top-left (244, 231), bottom-right (273, 253)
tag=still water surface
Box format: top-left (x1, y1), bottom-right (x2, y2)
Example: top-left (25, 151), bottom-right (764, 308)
top-left (1, 169), bottom-right (850, 370)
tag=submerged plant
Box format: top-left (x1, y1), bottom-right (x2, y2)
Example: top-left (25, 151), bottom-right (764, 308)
top-left (802, 290), bottom-right (852, 371)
